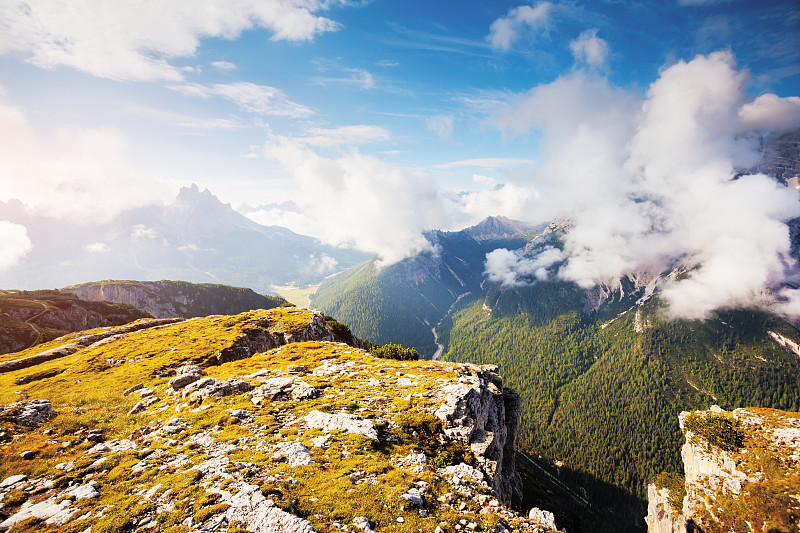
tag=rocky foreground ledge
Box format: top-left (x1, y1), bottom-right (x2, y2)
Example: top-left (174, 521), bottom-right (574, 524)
top-left (646, 406), bottom-right (800, 533)
top-left (0, 307), bottom-right (561, 533)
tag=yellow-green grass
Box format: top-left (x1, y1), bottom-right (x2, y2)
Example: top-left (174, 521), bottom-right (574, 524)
top-left (274, 285), bottom-right (320, 309)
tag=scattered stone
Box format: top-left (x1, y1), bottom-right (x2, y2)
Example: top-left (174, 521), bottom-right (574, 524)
top-left (303, 410), bottom-right (378, 440)
top-left (168, 364), bottom-right (204, 390)
top-left (183, 377), bottom-right (216, 396)
top-left (287, 365), bottom-right (308, 374)
top-left (19, 450), bottom-right (34, 460)
top-left (189, 379), bottom-right (251, 401)
top-left (123, 383), bottom-right (144, 396)
top-left (0, 474), bottom-right (26, 489)
top-left (401, 487), bottom-right (424, 508)
top-left (273, 441), bottom-right (313, 466)
top-left (353, 516), bottom-right (375, 532)
top-left (290, 381), bottom-right (319, 401)
top-left (230, 409), bottom-right (250, 419)
top-left (54, 462), bottom-right (75, 472)
top-left (159, 418), bottom-right (188, 434)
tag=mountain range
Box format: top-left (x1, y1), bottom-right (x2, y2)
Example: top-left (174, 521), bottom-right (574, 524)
top-left (0, 185), bottom-right (369, 293)
top-left (310, 130), bottom-right (800, 531)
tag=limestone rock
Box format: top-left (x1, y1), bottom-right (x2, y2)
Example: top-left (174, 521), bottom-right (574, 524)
top-left (434, 365), bottom-right (521, 503)
top-left (644, 484), bottom-right (683, 533)
top-left (303, 410), bottom-right (378, 440)
top-left (0, 399), bottom-right (55, 426)
top-left (273, 441), bottom-right (313, 466)
top-left (528, 507), bottom-right (557, 530)
top-left (168, 364), bottom-right (204, 389)
top-left (223, 482), bottom-right (316, 533)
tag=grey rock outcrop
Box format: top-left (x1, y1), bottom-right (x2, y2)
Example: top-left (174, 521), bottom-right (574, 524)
top-left (222, 482), bottom-right (316, 533)
top-left (168, 364), bottom-right (204, 389)
top-left (434, 364), bottom-right (521, 505)
top-left (645, 485), bottom-right (683, 533)
top-left (214, 312), bottom-right (334, 365)
top-left (645, 406), bottom-right (800, 532)
top-left (0, 399), bottom-right (54, 426)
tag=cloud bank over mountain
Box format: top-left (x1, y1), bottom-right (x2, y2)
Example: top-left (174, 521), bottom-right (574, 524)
top-left (482, 51), bottom-right (800, 319)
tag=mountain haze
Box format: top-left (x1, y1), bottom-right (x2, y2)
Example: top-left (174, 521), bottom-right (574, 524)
top-left (0, 185), bottom-right (369, 292)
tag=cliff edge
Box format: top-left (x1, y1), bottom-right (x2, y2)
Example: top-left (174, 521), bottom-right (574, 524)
top-left (0, 307), bottom-right (559, 533)
top-left (646, 406), bottom-right (800, 533)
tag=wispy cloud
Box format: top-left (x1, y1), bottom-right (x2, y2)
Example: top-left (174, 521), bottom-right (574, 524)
top-left (436, 157), bottom-right (535, 169)
top-left (170, 82), bottom-right (314, 118)
top-left (300, 125), bottom-right (391, 146)
top-left (425, 115), bottom-right (454, 140)
top-left (312, 68), bottom-right (376, 90)
top-left (211, 61), bottom-right (237, 72)
top-left (0, 0), bottom-right (347, 82)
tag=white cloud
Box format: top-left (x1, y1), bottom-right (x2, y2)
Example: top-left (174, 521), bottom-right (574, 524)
top-left (0, 0), bottom-right (343, 81)
top-left (739, 93), bottom-right (800, 133)
top-left (263, 136), bottom-right (450, 266)
top-left (472, 174), bottom-right (497, 187)
top-left (313, 68), bottom-right (376, 90)
top-left (569, 28), bottom-right (609, 67)
top-left (171, 82), bottom-right (313, 118)
top-left (376, 60), bottom-right (398, 67)
top-left (488, 3), bottom-right (551, 51)
top-left (131, 225), bottom-right (159, 241)
top-left (211, 60), bottom-right (237, 71)
top-left (0, 222), bottom-right (32, 271)
top-left (425, 114), bottom-right (454, 140)
top-left (301, 125), bottom-right (390, 147)
top-left (0, 102), bottom-right (170, 221)
top-left (485, 246), bottom-right (564, 285)
top-left (436, 157), bottom-right (535, 169)
top-left (487, 51), bottom-right (800, 319)
top-left (84, 242), bottom-right (109, 253)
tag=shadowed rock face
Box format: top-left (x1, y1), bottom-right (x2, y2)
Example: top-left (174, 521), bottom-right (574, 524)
top-left (434, 363), bottom-right (522, 505)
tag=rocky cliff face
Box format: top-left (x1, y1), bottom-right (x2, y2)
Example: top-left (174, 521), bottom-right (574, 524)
top-left (64, 280), bottom-right (285, 319)
top-left (0, 307), bottom-right (559, 533)
top-left (0, 291), bottom-right (152, 355)
top-left (646, 406), bottom-right (800, 533)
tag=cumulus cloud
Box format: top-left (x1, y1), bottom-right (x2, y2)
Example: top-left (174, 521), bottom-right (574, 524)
top-left (263, 136), bottom-right (450, 266)
top-left (0, 102), bottom-right (170, 221)
top-left (84, 242), bottom-right (110, 253)
top-left (0, 221), bottom-right (32, 271)
top-left (426, 115), bottom-right (454, 140)
top-left (485, 246), bottom-right (564, 285)
top-left (0, 0), bottom-right (344, 81)
top-left (488, 3), bottom-right (551, 51)
top-left (739, 93), bottom-right (800, 133)
top-left (170, 82), bottom-right (313, 118)
top-left (569, 28), bottom-right (609, 67)
top-left (487, 51), bottom-right (800, 319)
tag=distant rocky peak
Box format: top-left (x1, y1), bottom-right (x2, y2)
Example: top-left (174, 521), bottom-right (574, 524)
top-left (462, 215), bottom-right (528, 242)
top-left (174, 183), bottom-right (221, 207)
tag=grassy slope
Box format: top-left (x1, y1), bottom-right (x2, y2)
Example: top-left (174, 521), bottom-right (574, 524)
top-left (0, 308), bottom-right (542, 533)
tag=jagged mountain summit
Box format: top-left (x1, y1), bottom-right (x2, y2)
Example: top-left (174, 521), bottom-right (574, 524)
top-left (0, 185), bottom-right (369, 292)
top-left (311, 216), bottom-right (536, 357)
top-left (63, 280), bottom-right (286, 319)
top-left (0, 307), bottom-right (561, 533)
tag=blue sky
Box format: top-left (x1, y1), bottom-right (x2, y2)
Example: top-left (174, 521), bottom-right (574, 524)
top-left (1, 0), bottom-right (799, 276)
